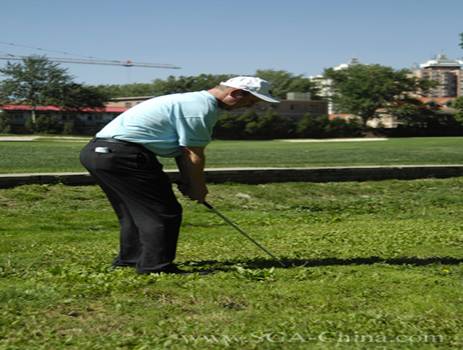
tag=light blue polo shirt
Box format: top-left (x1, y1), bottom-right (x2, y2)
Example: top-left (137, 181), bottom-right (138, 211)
top-left (96, 91), bottom-right (218, 157)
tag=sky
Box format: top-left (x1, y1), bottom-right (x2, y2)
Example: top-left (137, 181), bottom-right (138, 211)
top-left (1, 0), bottom-right (462, 85)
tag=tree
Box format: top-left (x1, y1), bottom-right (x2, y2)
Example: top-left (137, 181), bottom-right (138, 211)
top-left (324, 117), bottom-right (363, 137)
top-left (91, 71), bottom-right (319, 99)
top-left (244, 109), bottom-right (294, 139)
top-left (0, 56), bottom-right (70, 123)
top-left (460, 32), bottom-right (463, 49)
top-left (57, 83), bottom-right (108, 110)
top-left (33, 115), bottom-right (62, 134)
top-left (453, 96), bottom-right (463, 124)
top-left (93, 74), bottom-right (235, 98)
top-left (0, 111), bottom-right (11, 133)
top-left (213, 111), bottom-right (241, 139)
top-left (93, 83), bottom-right (155, 98)
top-left (295, 114), bottom-right (362, 138)
top-left (324, 64), bottom-right (433, 126)
top-left (388, 98), bottom-right (436, 128)
top-left (296, 114), bottom-right (329, 138)
top-left (255, 69), bottom-right (320, 100)
top-left (0, 56), bottom-right (108, 124)
top-left (151, 74), bottom-right (234, 96)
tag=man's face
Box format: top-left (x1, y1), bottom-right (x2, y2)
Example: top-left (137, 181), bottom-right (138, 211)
top-left (221, 89), bottom-right (262, 110)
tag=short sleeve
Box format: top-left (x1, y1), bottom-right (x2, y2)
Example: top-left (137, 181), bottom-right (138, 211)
top-left (175, 116), bottom-right (212, 147)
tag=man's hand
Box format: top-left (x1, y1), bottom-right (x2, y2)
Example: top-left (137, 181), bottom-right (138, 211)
top-left (176, 181), bottom-right (189, 197)
top-left (183, 183), bottom-right (208, 203)
top-left (176, 181), bottom-right (208, 202)
top-left (175, 146), bottom-right (208, 203)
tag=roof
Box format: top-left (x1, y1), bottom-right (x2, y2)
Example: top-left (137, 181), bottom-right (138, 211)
top-left (416, 97), bottom-right (455, 104)
top-left (329, 113), bottom-right (354, 119)
top-left (0, 104), bottom-right (127, 113)
top-left (109, 96), bottom-right (153, 101)
top-left (415, 97), bottom-right (455, 108)
top-left (420, 54), bottom-right (462, 69)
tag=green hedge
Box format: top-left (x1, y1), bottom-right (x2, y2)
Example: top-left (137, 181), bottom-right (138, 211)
top-left (213, 111), bottom-right (364, 139)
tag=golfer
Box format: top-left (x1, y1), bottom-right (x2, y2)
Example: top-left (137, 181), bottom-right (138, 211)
top-left (80, 76), bottom-right (279, 274)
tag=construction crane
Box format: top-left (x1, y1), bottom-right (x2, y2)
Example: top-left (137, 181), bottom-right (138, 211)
top-left (0, 53), bottom-right (181, 69)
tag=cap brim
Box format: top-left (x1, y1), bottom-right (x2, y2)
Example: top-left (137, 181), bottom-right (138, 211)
top-left (249, 91), bottom-right (280, 103)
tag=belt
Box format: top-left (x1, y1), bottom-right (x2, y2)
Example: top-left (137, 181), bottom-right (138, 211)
top-left (94, 137), bottom-right (128, 144)
top-left (94, 138), bottom-right (145, 150)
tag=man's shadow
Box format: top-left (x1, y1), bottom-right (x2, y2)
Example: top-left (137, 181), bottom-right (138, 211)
top-left (182, 256), bottom-right (463, 274)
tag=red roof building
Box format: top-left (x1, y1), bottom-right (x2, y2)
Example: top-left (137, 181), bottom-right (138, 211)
top-left (0, 104), bottom-right (126, 113)
top-left (0, 104), bottom-right (127, 134)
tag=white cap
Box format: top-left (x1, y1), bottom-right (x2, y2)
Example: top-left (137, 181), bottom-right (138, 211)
top-left (220, 76), bottom-right (280, 103)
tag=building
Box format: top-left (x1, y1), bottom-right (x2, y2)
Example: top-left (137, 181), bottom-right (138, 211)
top-left (275, 93), bottom-right (327, 118)
top-left (414, 54), bottom-right (463, 98)
top-left (106, 96), bottom-right (153, 109)
top-left (0, 104), bottom-right (126, 134)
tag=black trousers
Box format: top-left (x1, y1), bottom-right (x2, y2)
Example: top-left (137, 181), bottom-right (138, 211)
top-left (80, 138), bottom-right (182, 273)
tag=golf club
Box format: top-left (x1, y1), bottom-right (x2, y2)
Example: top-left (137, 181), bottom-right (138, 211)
top-left (203, 201), bottom-right (287, 268)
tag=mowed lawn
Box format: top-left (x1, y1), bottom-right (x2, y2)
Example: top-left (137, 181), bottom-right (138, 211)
top-left (1, 179), bottom-right (462, 349)
top-left (1, 136), bottom-right (463, 173)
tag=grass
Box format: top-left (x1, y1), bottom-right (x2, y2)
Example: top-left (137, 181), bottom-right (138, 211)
top-left (1, 179), bottom-right (463, 349)
top-left (1, 137), bottom-right (463, 173)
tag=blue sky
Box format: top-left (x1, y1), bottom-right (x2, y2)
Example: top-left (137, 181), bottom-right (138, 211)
top-left (1, 0), bottom-right (462, 85)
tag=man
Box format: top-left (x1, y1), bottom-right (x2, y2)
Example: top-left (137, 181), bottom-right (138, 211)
top-left (80, 76), bottom-right (279, 274)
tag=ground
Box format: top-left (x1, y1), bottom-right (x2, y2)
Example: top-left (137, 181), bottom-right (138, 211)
top-left (1, 179), bottom-right (462, 349)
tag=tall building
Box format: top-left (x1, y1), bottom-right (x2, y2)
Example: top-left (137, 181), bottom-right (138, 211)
top-left (414, 54), bottom-right (463, 97)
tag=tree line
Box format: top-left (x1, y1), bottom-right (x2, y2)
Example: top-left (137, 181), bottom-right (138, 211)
top-left (93, 69), bottom-right (321, 100)
top-left (213, 109), bottom-right (363, 139)
top-left (1, 54), bottom-right (463, 137)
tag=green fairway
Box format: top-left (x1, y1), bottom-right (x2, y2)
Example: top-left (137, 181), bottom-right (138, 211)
top-left (1, 137), bottom-right (463, 173)
top-left (1, 179), bottom-right (462, 349)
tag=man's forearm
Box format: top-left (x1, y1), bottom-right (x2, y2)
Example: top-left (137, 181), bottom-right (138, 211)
top-left (176, 147), bottom-right (205, 183)
top-left (175, 147), bottom-right (208, 201)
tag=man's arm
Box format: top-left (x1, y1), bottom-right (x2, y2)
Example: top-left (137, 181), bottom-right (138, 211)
top-left (175, 146), bottom-right (208, 203)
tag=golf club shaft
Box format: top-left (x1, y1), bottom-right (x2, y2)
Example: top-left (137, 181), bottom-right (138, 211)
top-left (203, 201), bottom-right (286, 267)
